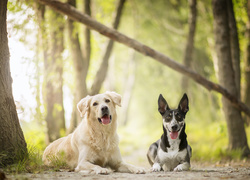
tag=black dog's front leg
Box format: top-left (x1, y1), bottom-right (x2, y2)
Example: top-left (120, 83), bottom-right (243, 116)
top-left (151, 156), bottom-right (163, 172)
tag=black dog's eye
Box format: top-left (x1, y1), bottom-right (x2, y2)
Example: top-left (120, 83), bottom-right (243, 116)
top-left (175, 112), bottom-right (182, 121)
top-left (165, 114), bottom-right (172, 121)
top-left (105, 99), bottom-right (110, 103)
top-left (93, 102), bottom-right (98, 106)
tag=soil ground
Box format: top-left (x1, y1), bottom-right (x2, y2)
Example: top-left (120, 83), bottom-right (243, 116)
top-left (5, 160), bottom-right (250, 180)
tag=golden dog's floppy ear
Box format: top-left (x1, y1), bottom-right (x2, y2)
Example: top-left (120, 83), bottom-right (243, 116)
top-left (105, 91), bottom-right (122, 107)
top-left (77, 95), bottom-right (92, 117)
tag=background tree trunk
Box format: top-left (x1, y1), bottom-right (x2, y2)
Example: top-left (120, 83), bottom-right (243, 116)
top-left (67, 0), bottom-right (88, 134)
top-left (227, 0), bottom-right (241, 99)
top-left (244, 0), bottom-right (250, 124)
top-left (90, 0), bottom-right (126, 95)
top-left (0, 0), bottom-right (27, 166)
top-left (44, 9), bottom-right (65, 142)
top-left (34, 3), bottom-right (44, 124)
top-left (212, 0), bottom-right (250, 157)
top-left (181, 0), bottom-right (197, 92)
top-left (121, 50), bottom-right (136, 126)
top-left (83, 0), bottom-right (91, 64)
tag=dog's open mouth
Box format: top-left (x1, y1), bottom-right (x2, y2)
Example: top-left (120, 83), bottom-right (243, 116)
top-left (98, 114), bottom-right (112, 125)
top-left (170, 131), bottom-right (179, 139)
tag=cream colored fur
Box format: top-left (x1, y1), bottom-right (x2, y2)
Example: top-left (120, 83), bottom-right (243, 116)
top-left (43, 91), bottom-right (145, 174)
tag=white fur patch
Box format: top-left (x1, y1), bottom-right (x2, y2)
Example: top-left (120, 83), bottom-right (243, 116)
top-left (152, 163), bottom-right (161, 172)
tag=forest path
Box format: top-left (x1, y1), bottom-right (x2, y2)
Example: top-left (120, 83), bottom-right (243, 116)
top-left (7, 161), bottom-right (250, 180)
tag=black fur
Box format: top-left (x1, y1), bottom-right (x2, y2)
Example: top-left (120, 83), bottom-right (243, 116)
top-left (147, 93), bottom-right (192, 171)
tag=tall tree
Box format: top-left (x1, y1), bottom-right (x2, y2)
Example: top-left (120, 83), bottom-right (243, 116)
top-left (121, 50), bottom-right (136, 126)
top-left (42, 8), bottom-right (65, 143)
top-left (83, 0), bottom-right (91, 64)
top-left (11, 3), bottom-right (66, 145)
top-left (181, 0), bottom-right (197, 91)
top-left (212, 0), bottom-right (250, 156)
top-left (0, 0), bottom-right (27, 166)
top-left (227, 0), bottom-right (241, 99)
top-left (66, 0), bottom-right (89, 134)
top-left (244, 0), bottom-right (250, 124)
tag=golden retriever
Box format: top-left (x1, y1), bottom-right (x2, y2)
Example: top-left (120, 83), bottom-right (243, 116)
top-left (43, 91), bottom-right (145, 174)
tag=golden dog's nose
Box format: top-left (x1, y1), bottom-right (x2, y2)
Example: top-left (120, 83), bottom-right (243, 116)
top-left (101, 106), bottom-right (108, 112)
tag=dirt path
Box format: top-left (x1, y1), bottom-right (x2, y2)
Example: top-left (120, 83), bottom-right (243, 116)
top-left (6, 161), bottom-right (250, 180)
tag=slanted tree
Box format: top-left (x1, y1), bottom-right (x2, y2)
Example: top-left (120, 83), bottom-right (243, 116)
top-left (0, 0), bottom-right (27, 166)
top-left (90, 0), bottom-right (126, 95)
top-left (38, 0), bottom-right (250, 117)
top-left (212, 0), bottom-right (250, 157)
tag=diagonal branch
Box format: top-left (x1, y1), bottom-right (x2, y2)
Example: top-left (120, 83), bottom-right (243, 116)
top-left (37, 0), bottom-right (250, 117)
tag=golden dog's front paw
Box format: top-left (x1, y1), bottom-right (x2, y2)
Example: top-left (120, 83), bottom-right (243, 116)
top-left (93, 167), bottom-right (112, 174)
top-left (131, 167), bottom-right (146, 174)
top-left (117, 162), bottom-right (145, 174)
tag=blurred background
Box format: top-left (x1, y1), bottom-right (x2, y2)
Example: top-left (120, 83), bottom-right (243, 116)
top-left (7, 0), bottom-right (250, 166)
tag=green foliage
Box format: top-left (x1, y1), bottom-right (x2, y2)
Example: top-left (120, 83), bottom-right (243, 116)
top-left (22, 121), bottom-right (46, 153)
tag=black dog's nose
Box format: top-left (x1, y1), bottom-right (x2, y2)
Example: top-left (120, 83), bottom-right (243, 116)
top-left (101, 106), bottom-right (108, 112)
top-left (171, 125), bottom-right (178, 131)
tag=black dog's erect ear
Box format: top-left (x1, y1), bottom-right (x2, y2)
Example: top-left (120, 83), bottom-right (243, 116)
top-left (158, 94), bottom-right (169, 115)
top-left (178, 93), bottom-right (189, 113)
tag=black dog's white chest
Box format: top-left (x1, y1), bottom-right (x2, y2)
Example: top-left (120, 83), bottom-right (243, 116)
top-left (158, 139), bottom-right (188, 171)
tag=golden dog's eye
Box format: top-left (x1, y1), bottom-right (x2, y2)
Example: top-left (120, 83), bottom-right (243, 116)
top-left (93, 102), bottom-right (98, 106)
top-left (105, 99), bottom-right (110, 103)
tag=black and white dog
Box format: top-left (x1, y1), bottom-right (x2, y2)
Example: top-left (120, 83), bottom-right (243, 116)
top-left (147, 93), bottom-right (192, 172)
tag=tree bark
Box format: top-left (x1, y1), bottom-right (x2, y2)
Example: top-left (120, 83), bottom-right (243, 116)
top-left (33, 3), bottom-right (44, 124)
top-left (83, 0), bottom-right (91, 64)
top-left (67, 0), bottom-right (88, 134)
top-left (37, 0), bottom-right (250, 117)
top-left (0, 0), bottom-right (27, 166)
top-left (227, 0), bottom-right (241, 99)
top-left (121, 50), bottom-right (136, 126)
top-left (44, 8), bottom-right (65, 142)
top-left (90, 0), bottom-right (126, 95)
top-left (212, 0), bottom-right (250, 156)
top-left (244, 0), bottom-right (250, 124)
top-left (181, 0), bottom-right (197, 91)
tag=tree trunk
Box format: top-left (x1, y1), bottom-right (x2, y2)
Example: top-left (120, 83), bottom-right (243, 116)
top-left (90, 0), bottom-right (126, 95)
top-left (67, 0), bottom-right (88, 134)
top-left (44, 9), bottom-right (65, 143)
top-left (227, 0), bottom-right (241, 99)
top-left (121, 50), bottom-right (136, 126)
top-left (33, 3), bottom-right (43, 124)
top-left (244, 0), bottom-right (250, 124)
top-left (181, 0), bottom-right (197, 92)
top-left (83, 0), bottom-right (91, 64)
top-left (0, 0), bottom-right (27, 166)
top-left (38, 0), bottom-right (250, 117)
top-left (212, 0), bottom-right (250, 157)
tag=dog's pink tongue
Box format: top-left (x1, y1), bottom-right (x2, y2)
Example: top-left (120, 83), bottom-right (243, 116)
top-left (170, 131), bottom-right (178, 139)
top-left (101, 115), bottom-right (110, 125)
